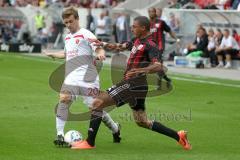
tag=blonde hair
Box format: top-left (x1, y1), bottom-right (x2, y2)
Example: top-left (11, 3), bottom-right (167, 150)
top-left (62, 7), bottom-right (79, 19)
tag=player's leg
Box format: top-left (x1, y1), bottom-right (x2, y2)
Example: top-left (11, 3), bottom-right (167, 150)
top-left (86, 91), bottom-right (117, 146)
top-left (132, 108), bottom-right (179, 141)
top-left (216, 50), bottom-right (224, 67)
top-left (102, 111), bottom-right (121, 143)
top-left (54, 89), bottom-right (73, 146)
top-left (82, 86), bottom-right (121, 143)
top-left (224, 53), bottom-right (232, 68)
top-left (131, 103), bottom-right (191, 150)
top-left (71, 77), bottom-right (144, 149)
top-left (71, 91), bottom-right (117, 149)
top-left (157, 54), bottom-right (171, 90)
top-left (157, 71), bottom-right (171, 90)
top-left (224, 49), bottom-right (237, 68)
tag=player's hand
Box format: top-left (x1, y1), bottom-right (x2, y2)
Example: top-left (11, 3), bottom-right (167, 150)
top-left (96, 52), bottom-right (106, 61)
top-left (125, 68), bottom-right (148, 79)
top-left (42, 50), bottom-right (55, 60)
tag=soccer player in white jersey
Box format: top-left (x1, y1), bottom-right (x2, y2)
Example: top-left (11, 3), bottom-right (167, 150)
top-left (44, 7), bottom-right (121, 147)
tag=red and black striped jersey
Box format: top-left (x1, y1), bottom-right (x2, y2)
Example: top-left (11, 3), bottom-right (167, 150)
top-left (124, 35), bottom-right (161, 79)
top-left (150, 19), bottom-right (171, 50)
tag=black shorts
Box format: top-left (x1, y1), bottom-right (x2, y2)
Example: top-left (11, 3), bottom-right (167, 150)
top-left (216, 49), bottom-right (239, 56)
top-left (107, 75), bottom-right (148, 111)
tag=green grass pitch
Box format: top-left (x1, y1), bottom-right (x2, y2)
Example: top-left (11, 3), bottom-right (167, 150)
top-left (0, 52), bottom-right (239, 160)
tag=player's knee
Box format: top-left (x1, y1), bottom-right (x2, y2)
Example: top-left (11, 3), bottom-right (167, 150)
top-left (59, 91), bottom-right (72, 104)
top-left (92, 98), bottom-right (104, 108)
top-left (136, 121), bottom-right (151, 128)
top-left (135, 121), bottom-right (149, 128)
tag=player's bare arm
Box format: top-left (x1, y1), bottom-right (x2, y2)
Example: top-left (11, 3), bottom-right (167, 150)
top-left (43, 50), bottom-right (66, 59)
top-left (125, 62), bottom-right (163, 79)
top-left (90, 39), bottom-right (128, 52)
top-left (104, 43), bottom-right (128, 51)
top-left (169, 31), bottom-right (180, 42)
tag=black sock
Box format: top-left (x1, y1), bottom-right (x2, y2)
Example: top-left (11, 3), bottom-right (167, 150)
top-left (86, 110), bottom-right (103, 146)
top-left (151, 121), bottom-right (179, 141)
top-left (163, 74), bottom-right (171, 82)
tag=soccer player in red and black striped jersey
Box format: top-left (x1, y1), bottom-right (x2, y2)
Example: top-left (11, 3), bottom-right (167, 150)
top-left (148, 7), bottom-right (179, 52)
top-left (148, 7), bottom-right (179, 90)
top-left (71, 16), bottom-right (191, 150)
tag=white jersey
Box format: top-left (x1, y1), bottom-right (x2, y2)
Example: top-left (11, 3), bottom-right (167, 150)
top-left (64, 28), bottom-right (99, 83)
top-left (64, 28), bottom-right (97, 61)
top-left (220, 36), bottom-right (239, 50)
top-left (62, 28), bottom-right (100, 108)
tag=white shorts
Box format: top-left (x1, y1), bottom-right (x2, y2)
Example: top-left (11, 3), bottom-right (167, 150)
top-left (61, 70), bottom-right (100, 108)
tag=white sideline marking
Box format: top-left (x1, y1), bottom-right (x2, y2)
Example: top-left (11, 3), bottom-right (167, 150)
top-left (13, 55), bottom-right (240, 88)
top-left (171, 76), bottom-right (240, 88)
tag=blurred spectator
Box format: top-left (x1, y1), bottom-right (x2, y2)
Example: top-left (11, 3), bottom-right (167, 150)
top-left (115, 13), bottom-right (131, 43)
top-left (168, 12), bottom-right (180, 33)
top-left (215, 28), bottom-right (223, 47)
top-left (232, 29), bottom-right (240, 46)
top-left (39, 0), bottom-right (47, 8)
top-left (92, 0), bottom-right (110, 8)
top-left (207, 28), bottom-right (217, 66)
top-left (86, 8), bottom-right (96, 33)
top-left (2, 28), bottom-right (12, 43)
top-left (112, 13), bottom-right (119, 42)
top-left (80, 0), bottom-right (92, 8)
top-left (34, 10), bottom-right (45, 32)
top-left (40, 24), bottom-right (49, 48)
top-left (185, 27), bottom-right (208, 55)
top-left (103, 10), bottom-right (112, 38)
top-left (47, 0), bottom-right (64, 48)
top-left (95, 12), bottom-right (108, 41)
top-left (213, 0), bottom-right (228, 10)
top-left (156, 8), bottom-right (168, 22)
top-left (0, 18), bottom-right (23, 43)
top-left (168, 0), bottom-right (182, 8)
top-left (196, 24), bottom-right (204, 30)
top-left (232, 0), bottom-right (240, 9)
top-left (0, 0), bottom-right (4, 7)
top-left (111, 0), bottom-right (118, 7)
top-left (115, 13), bottom-right (126, 43)
top-left (195, 0), bottom-right (215, 8)
top-left (0, 20), bottom-right (2, 43)
top-left (0, 0), bottom-right (125, 8)
top-left (0, 0), bottom-right (10, 7)
top-left (17, 22), bottom-right (31, 43)
top-left (216, 29), bottom-right (239, 68)
top-left (31, 0), bottom-right (39, 7)
top-left (16, 0), bottom-right (27, 6)
top-left (65, 0), bottom-right (81, 7)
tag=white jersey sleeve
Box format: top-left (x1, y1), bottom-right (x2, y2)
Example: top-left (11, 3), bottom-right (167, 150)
top-left (81, 28), bottom-right (98, 52)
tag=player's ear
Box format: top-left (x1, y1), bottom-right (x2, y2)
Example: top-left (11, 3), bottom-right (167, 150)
top-left (141, 25), bottom-right (146, 32)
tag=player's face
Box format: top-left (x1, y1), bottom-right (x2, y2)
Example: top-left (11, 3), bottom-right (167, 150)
top-left (156, 8), bottom-right (162, 17)
top-left (148, 8), bottom-right (156, 19)
top-left (223, 31), bottom-right (229, 38)
top-left (131, 20), bottom-right (144, 38)
top-left (63, 15), bottom-right (79, 33)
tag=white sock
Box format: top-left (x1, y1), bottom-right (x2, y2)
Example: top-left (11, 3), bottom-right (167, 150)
top-left (219, 61), bottom-right (223, 65)
top-left (102, 111), bottom-right (118, 134)
top-left (56, 117), bottom-right (66, 136)
top-left (226, 62), bottom-right (231, 66)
